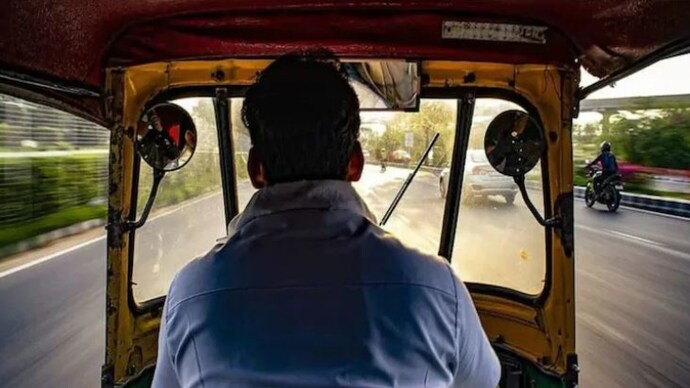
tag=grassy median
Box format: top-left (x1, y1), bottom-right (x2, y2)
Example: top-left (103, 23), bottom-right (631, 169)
top-left (0, 204), bottom-right (107, 248)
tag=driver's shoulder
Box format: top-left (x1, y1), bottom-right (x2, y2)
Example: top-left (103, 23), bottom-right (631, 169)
top-left (360, 225), bottom-right (457, 297)
top-left (165, 239), bottom-right (241, 313)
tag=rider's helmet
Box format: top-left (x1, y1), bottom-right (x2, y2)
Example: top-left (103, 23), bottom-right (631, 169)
top-left (600, 141), bottom-right (611, 153)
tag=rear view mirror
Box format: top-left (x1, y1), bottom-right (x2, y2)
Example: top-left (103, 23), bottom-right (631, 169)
top-left (127, 103), bottom-right (197, 231)
top-left (484, 110), bottom-right (544, 177)
top-left (483, 110), bottom-right (560, 228)
top-left (136, 103), bottom-right (197, 171)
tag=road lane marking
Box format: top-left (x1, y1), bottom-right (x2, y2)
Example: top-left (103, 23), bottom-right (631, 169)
top-left (1, 192), bottom-right (224, 279)
top-left (608, 230), bottom-right (663, 247)
top-left (576, 224), bottom-right (690, 262)
top-left (618, 204), bottom-right (690, 222)
top-left (0, 236), bottom-right (105, 279)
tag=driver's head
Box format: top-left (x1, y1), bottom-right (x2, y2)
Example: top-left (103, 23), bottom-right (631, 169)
top-left (242, 50), bottom-right (362, 187)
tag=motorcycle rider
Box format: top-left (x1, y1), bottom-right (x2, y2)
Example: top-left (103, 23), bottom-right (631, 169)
top-left (378, 147), bottom-right (387, 172)
top-left (586, 141), bottom-right (619, 194)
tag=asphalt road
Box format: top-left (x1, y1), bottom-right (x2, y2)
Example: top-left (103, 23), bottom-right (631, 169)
top-left (0, 165), bottom-right (688, 387)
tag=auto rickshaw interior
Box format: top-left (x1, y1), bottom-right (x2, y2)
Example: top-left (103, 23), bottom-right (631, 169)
top-left (2, 2), bottom-right (689, 388)
top-left (116, 57), bottom-right (571, 388)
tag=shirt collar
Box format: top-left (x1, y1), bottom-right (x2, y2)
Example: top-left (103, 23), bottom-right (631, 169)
top-left (227, 180), bottom-right (377, 237)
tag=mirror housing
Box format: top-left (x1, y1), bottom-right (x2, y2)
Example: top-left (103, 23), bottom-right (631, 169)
top-left (136, 103), bottom-right (197, 171)
top-left (483, 110), bottom-right (560, 228)
top-left (484, 110), bottom-right (544, 176)
top-left (127, 103), bottom-right (197, 231)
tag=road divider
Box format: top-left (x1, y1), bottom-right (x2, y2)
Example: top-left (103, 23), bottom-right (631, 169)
top-left (574, 186), bottom-right (690, 218)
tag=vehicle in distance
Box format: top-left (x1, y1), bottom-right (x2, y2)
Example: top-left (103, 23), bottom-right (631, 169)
top-left (439, 149), bottom-right (518, 204)
top-left (390, 149), bottom-right (412, 163)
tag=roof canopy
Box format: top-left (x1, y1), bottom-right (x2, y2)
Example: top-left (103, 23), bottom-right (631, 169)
top-left (1, 1), bottom-right (689, 121)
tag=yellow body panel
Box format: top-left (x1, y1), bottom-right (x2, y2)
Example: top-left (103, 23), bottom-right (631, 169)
top-left (105, 59), bottom-right (576, 384)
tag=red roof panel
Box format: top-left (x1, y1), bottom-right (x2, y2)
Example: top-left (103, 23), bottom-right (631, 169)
top-left (1, 0), bottom-right (689, 117)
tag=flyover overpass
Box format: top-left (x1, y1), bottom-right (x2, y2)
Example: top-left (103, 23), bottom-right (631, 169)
top-left (579, 94), bottom-right (690, 133)
top-left (580, 93), bottom-right (690, 112)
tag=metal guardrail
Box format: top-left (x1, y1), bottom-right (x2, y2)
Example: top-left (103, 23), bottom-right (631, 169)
top-left (573, 186), bottom-right (690, 218)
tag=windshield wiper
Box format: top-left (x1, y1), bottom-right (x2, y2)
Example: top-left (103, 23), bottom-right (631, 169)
top-left (380, 132), bottom-right (440, 226)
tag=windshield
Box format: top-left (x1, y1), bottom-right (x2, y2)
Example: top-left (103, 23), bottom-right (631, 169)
top-left (129, 97), bottom-right (547, 303)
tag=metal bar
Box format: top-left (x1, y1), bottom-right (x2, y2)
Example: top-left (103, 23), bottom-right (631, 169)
top-left (578, 38), bottom-right (690, 99)
top-left (126, 169), bottom-right (165, 230)
top-left (379, 132), bottom-right (440, 226)
top-left (0, 69), bottom-right (101, 97)
top-left (213, 89), bottom-right (239, 224)
top-left (438, 92), bottom-right (475, 261)
top-left (514, 175), bottom-right (559, 228)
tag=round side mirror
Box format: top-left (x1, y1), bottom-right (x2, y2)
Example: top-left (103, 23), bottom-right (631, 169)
top-left (484, 110), bottom-right (545, 177)
top-left (136, 103), bottom-right (197, 171)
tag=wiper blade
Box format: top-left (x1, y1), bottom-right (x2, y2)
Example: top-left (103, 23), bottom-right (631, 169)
top-left (380, 132), bottom-right (440, 226)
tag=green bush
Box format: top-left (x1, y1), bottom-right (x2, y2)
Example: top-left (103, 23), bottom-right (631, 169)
top-left (599, 109), bottom-right (690, 169)
top-left (0, 153), bottom-right (108, 225)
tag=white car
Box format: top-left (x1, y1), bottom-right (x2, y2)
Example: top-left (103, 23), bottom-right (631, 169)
top-left (439, 150), bottom-right (518, 204)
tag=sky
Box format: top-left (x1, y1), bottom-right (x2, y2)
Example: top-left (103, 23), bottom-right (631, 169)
top-left (582, 53), bottom-right (690, 99)
top-left (575, 53), bottom-right (690, 123)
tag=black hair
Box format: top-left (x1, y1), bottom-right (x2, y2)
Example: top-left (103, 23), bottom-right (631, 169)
top-left (241, 50), bottom-right (360, 184)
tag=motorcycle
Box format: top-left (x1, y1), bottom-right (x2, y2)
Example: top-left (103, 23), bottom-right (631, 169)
top-left (584, 166), bottom-right (623, 212)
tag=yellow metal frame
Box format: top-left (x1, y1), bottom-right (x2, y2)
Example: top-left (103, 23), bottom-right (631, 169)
top-left (105, 59), bottom-right (577, 384)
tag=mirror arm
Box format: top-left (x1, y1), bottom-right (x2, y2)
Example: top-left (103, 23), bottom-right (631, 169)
top-left (125, 169), bottom-right (165, 231)
top-left (514, 175), bottom-right (561, 228)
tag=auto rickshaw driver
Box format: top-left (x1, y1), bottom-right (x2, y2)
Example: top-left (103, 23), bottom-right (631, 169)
top-left (152, 52), bottom-right (500, 388)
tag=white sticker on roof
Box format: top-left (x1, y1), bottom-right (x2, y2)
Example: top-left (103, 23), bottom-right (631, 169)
top-left (442, 21), bottom-right (547, 44)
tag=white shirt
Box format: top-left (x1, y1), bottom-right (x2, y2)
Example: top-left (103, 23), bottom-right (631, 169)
top-left (153, 180), bottom-right (500, 388)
